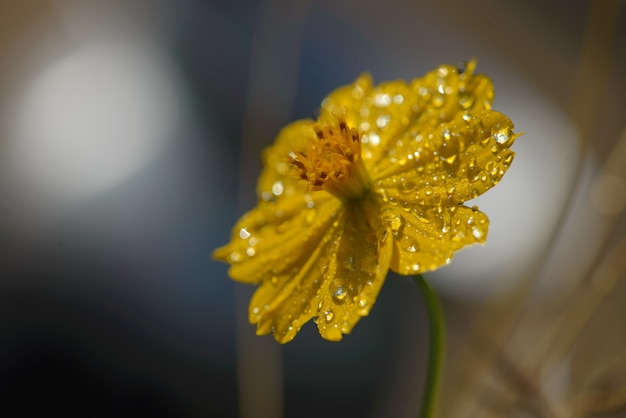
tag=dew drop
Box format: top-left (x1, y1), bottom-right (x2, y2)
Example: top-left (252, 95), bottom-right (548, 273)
top-left (416, 211), bottom-right (431, 223)
top-left (439, 140), bottom-right (459, 160)
top-left (472, 227), bottom-right (483, 239)
top-left (323, 308), bottom-right (335, 322)
top-left (459, 93), bottom-right (475, 109)
top-left (229, 252), bottom-right (242, 262)
top-left (493, 127), bottom-right (511, 144)
top-left (389, 213), bottom-right (404, 236)
top-left (272, 181), bottom-right (284, 196)
top-left (399, 180), bottom-right (416, 193)
top-left (466, 166), bottom-right (482, 182)
top-left (376, 114), bottom-right (391, 128)
top-left (330, 279), bottom-right (348, 305)
top-left (400, 235), bottom-right (419, 253)
top-left (239, 228), bottom-right (251, 240)
top-left (246, 247), bottom-right (256, 257)
top-left (352, 85), bottom-right (364, 99)
top-left (374, 93), bottom-right (391, 107)
top-left (432, 94), bottom-right (444, 108)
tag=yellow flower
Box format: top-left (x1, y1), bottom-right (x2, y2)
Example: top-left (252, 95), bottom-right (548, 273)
top-left (214, 61), bottom-right (519, 343)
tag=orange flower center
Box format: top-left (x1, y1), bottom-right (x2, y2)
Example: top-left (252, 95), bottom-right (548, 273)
top-left (289, 115), bottom-right (371, 201)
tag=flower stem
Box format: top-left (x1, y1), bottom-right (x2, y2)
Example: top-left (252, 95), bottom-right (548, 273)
top-left (414, 274), bottom-right (445, 418)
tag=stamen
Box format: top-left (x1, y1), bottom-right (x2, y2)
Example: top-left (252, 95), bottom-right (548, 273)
top-left (289, 115), bottom-right (371, 201)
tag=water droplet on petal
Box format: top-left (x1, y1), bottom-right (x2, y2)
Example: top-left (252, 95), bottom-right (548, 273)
top-left (416, 212), bottom-right (431, 223)
top-left (439, 140), bottom-right (459, 160)
top-left (374, 93), bottom-right (391, 107)
top-left (239, 228), bottom-right (251, 240)
top-left (229, 252), bottom-right (242, 262)
top-left (493, 127), bottom-right (512, 144)
top-left (376, 114), bottom-right (391, 128)
top-left (459, 93), bottom-right (474, 109)
top-left (323, 308), bottom-right (335, 322)
top-left (466, 166), bottom-right (482, 182)
top-left (330, 279), bottom-right (348, 305)
top-left (399, 180), bottom-right (416, 194)
top-left (272, 181), bottom-right (284, 196)
top-left (400, 235), bottom-right (419, 253)
top-left (432, 95), bottom-right (444, 108)
top-left (389, 213), bottom-right (404, 236)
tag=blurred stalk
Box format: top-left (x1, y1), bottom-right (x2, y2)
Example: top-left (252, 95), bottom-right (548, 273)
top-left (443, 1), bottom-right (622, 416)
top-left (234, 1), bottom-right (312, 418)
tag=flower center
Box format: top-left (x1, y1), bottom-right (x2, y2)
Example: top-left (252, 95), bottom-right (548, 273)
top-left (289, 115), bottom-right (371, 201)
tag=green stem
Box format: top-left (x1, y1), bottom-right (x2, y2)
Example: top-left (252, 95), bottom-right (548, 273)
top-left (414, 274), bottom-right (445, 418)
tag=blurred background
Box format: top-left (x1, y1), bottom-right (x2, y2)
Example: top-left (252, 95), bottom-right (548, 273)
top-left (0, 0), bottom-right (624, 417)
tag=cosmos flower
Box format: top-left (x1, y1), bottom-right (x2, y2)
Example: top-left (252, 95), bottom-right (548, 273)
top-left (214, 61), bottom-right (519, 343)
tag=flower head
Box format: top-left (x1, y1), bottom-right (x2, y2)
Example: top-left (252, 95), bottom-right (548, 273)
top-left (214, 61), bottom-right (519, 343)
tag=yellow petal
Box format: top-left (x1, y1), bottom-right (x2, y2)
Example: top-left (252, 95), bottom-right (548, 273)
top-left (212, 118), bottom-right (339, 283)
top-left (313, 202), bottom-right (393, 341)
top-left (372, 109), bottom-right (517, 206)
top-left (213, 195), bottom-right (340, 284)
top-left (382, 204), bottom-right (489, 275)
top-left (251, 200), bottom-right (393, 343)
top-left (249, 206), bottom-right (345, 342)
top-left (319, 72), bottom-right (413, 169)
top-left (320, 61), bottom-right (519, 205)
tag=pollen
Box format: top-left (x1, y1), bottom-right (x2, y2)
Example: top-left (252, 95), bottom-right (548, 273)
top-left (289, 115), bottom-right (371, 200)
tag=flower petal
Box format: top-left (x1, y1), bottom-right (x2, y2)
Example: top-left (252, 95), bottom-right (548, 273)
top-left (372, 109), bottom-right (518, 206)
top-left (257, 119), bottom-right (317, 204)
top-left (320, 61), bottom-right (519, 206)
top-left (251, 201), bottom-right (393, 343)
top-left (213, 195), bottom-right (341, 284)
top-left (249, 205), bottom-right (345, 342)
top-left (382, 204), bottom-right (489, 275)
top-left (213, 119), bottom-right (338, 283)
